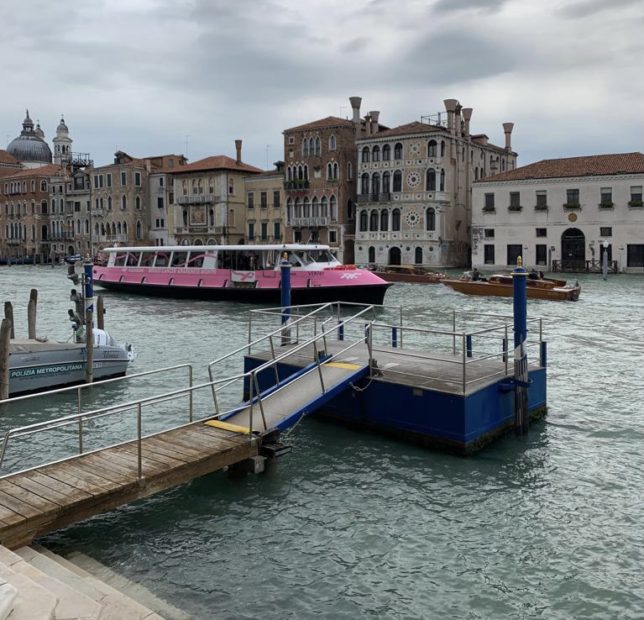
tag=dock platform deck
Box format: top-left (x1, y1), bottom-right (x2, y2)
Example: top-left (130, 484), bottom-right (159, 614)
top-left (0, 422), bottom-right (257, 549)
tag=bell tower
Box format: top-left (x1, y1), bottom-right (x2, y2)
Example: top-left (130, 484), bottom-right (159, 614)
top-left (53, 116), bottom-right (73, 165)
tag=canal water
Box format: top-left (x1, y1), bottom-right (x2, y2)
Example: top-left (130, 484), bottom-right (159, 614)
top-left (0, 265), bottom-right (642, 619)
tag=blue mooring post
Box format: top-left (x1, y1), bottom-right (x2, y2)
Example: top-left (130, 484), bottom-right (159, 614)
top-left (280, 254), bottom-right (291, 345)
top-left (83, 260), bottom-right (94, 384)
top-left (513, 256), bottom-right (529, 435)
top-left (392, 326), bottom-right (398, 348)
top-left (466, 334), bottom-right (473, 358)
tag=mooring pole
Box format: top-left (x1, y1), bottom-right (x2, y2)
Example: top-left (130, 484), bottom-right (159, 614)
top-left (602, 240), bottom-right (609, 281)
top-left (84, 260), bottom-right (94, 384)
top-left (513, 256), bottom-right (529, 435)
top-left (27, 288), bottom-right (38, 340)
top-left (0, 318), bottom-right (11, 400)
top-left (280, 253), bottom-right (291, 346)
top-left (96, 294), bottom-right (105, 330)
top-left (3, 302), bottom-right (14, 340)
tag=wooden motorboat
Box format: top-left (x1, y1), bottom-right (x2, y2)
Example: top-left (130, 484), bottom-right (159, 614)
top-left (441, 273), bottom-right (581, 301)
top-left (370, 265), bottom-right (446, 284)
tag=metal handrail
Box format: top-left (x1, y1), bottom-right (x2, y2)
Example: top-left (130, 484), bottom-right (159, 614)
top-left (0, 363), bottom-right (194, 418)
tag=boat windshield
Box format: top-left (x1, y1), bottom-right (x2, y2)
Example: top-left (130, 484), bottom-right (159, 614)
top-left (293, 249), bottom-right (337, 266)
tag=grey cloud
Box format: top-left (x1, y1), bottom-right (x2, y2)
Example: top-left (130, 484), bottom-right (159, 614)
top-left (558, 0), bottom-right (643, 18)
top-left (432, 0), bottom-right (510, 14)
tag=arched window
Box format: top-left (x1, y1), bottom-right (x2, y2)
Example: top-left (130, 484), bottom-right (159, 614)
top-left (321, 196), bottom-right (328, 218)
top-left (327, 163), bottom-right (332, 179)
top-left (329, 135), bottom-right (336, 150)
top-left (362, 147), bottom-right (370, 163)
top-left (347, 162), bottom-right (353, 179)
top-left (295, 198), bottom-right (302, 218)
top-left (380, 209), bottom-right (389, 231)
top-left (107, 196), bottom-right (112, 210)
top-left (315, 137), bottom-right (321, 156)
top-left (135, 196), bottom-right (141, 209)
top-left (304, 165), bottom-right (309, 180)
top-left (428, 140), bottom-right (437, 157)
top-left (440, 141), bottom-right (446, 157)
top-left (302, 139), bottom-right (309, 157)
top-left (393, 171), bottom-right (402, 192)
top-left (309, 137), bottom-right (315, 155)
top-left (123, 221), bottom-right (128, 234)
top-left (287, 198), bottom-right (294, 222)
top-left (85, 219), bottom-right (89, 234)
top-left (209, 209), bottom-right (214, 226)
top-left (426, 169), bottom-right (436, 191)
top-left (303, 197), bottom-right (310, 218)
top-left (372, 146), bottom-right (380, 162)
top-left (369, 210), bottom-right (378, 231)
top-left (474, 167), bottom-right (479, 180)
top-left (117, 222), bottom-right (122, 234)
top-left (415, 247), bottom-right (423, 264)
top-left (136, 220), bottom-right (142, 240)
top-left (392, 208), bottom-right (401, 231)
top-left (426, 207), bottom-right (436, 231)
top-left (360, 210), bottom-right (368, 231)
top-left (440, 169), bottom-right (445, 191)
top-left (394, 143), bottom-right (403, 160)
top-left (333, 163), bottom-right (339, 180)
top-left (372, 173), bottom-right (380, 196)
top-left (40, 180), bottom-right (47, 191)
top-left (312, 197), bottom-right (319, 218)
top-left (382, 144), bottom-right (391, 161)
top-left (182, 209), bottom-right (188, 225)
top-left (330, 195), bottom-right (337, 221)
top-left (368, 246), bottom-right (375, 263)
top-left (361, 173), bottom-right (370, 195)
top-left (76, 219), bottom-right (81, 233)
top-left (121, 195), bottom-right (127, 210)
top-left (383, 171), bottom-right (391, 193)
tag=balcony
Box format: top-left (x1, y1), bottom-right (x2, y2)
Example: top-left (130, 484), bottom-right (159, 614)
top-left (176, 194), bottom-right (217, 205)
top-left (628, 199), bottom-right (643, 207)
top-left (482, 206), bottom-right (496, 213)
top-left (598, 202), bottom-right (614, 209)
top-left (508, 205), bottom-right (522, 212)
top-left (284, 180), bottom-right (310, 191)
top-left (357, 192), bottom-right (392, 203)
top-left (289, 217), bottom-right (329, 227)
top-left (534, 204), bottom-right (548, 211)
top-left (563, 203), bottom-right (581, 210)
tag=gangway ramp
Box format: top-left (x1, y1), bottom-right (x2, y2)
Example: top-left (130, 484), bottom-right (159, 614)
top-left (213, 360), bottom-right (369, 433)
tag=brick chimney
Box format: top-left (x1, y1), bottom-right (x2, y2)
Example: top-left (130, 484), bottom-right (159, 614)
top-left (349, 96), bottom-right (362, 124)
top-left (503, 123), bottom-right (514, 151)
top-left (462, 108), bottom-right (473, 137)
top-left (443, 99), bottom-right (458, 134)
top-left (370, 111), bottom-right (380, 135)
top-left (235, 139), bottom-right (242, 164)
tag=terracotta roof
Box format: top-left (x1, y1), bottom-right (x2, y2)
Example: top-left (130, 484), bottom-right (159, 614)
top-left (0, 163), bottom-right (62, 179)
top-left (370, 121), bottom-right (445, 140)
top-left (284, 116), bottom-right (354, 133)
top-left (167, 155), bottom-right (262, 175)
top-left (480, 152), bottom-right (644, 183)
top-left (0, 150), bottom-right (20, 166)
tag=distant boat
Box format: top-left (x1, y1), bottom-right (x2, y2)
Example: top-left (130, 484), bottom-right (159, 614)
top-left (93, 244), bottom-right (392, 305)
top-left (370, 264), bottom-right (446, 284)
top-left (64, 254), bottom-right (82, 265)
top-left (441, 272), bottom-right (581, 301)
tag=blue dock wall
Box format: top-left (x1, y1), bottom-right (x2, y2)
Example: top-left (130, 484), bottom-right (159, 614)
top-left (243, 356), bottom-right (547, 453)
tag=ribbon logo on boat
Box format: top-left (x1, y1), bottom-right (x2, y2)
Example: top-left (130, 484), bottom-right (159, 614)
top-left (340, 272), bottom-right (360, 280)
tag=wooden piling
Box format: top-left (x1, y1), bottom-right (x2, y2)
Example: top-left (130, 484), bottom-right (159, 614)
top-left (0, 318), bottom-right (11, 400)
top-left (97, 295), bottom-right (104, 330)
top-left (27, 288), bottom-right (38, 340)
top-left (85, 310), bottom-right (94, 384)
top-left (3, 302), bottom-right (14, 340)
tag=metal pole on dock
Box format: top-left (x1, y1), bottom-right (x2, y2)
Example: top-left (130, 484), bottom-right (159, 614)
top-left (280, 253), bottom-right (291, 345)
top-left (84, 261), bottom-right (94, 384)
top-left (513, 256), bottom-right (529, 435)
top-left (0, 318), bottom-right (11, 400)
top-left (27, 288), bottom-right (37, 340)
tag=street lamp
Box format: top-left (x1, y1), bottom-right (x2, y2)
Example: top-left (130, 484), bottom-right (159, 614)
top-left (602, 239), bottom-right (609, 281)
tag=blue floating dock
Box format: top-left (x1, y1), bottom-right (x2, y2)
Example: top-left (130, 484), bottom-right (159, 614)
top-left (238, 306), bottom-right (547, 455)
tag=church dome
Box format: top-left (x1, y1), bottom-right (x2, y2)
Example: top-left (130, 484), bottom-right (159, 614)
top-left (57, 116), bottom-right (69, 133)
top-left (7, 110), bottom-right (52, 165)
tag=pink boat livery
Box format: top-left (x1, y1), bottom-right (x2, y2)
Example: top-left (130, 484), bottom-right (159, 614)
top-left (93, 244), bottom-right (392, 305)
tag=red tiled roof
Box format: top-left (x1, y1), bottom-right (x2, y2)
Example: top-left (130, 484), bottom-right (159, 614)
top-left (0, 163), bottom-right (62, 179)
top-left (167, 155), bottom-right (263, 175)
top-left (284, 116), bottom-right (354, 133)
top-left (0, 150), bottom-right (20, 166)
top-left (370, 121), bottom-right (445, 139)
top-left (480, 152), bottom-right (644, 182)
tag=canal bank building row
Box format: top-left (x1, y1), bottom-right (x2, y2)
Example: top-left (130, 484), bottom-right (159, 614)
top-left (1, 101), bottom-right (643, 271)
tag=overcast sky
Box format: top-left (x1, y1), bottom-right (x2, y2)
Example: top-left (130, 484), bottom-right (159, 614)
top-left (2, 0), bottom-right (643, 170)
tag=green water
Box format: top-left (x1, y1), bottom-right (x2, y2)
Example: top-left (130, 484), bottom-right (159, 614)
top-left (1, 266), bottom-right (643, 619)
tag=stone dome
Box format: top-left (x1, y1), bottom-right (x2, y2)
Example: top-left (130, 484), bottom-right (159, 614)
top-left (7, 110), bottom-right (52, 165)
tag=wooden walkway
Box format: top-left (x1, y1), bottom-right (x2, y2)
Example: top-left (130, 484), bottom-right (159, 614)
top-left (0, 422), bottom-right (258, 550)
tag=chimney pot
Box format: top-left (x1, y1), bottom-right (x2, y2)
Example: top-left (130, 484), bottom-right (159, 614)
top-left (235, 139), bottom-right (242, 164)
top-left (502, 123), bottom-right (514, 150)
top-left (349, 96), bottom-right (362, 124)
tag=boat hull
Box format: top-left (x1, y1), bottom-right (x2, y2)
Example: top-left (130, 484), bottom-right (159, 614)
top-left (441, 279), bottom-right (581, 301)
top-left (9, 340), bottom-right (130, 396)
top-left (93, 278), bottom-right (391, 305)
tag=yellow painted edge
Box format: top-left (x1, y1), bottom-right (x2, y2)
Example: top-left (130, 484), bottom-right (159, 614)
top-left (323, 361), bottom-right (361, 370)
top-left (205, 419), bottom-right (250, 434)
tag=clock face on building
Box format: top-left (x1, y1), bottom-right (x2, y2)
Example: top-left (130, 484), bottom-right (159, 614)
top-left (407, 171), bottom-right (421, 188)
top-left (405, 210), bottom-right (420, 227)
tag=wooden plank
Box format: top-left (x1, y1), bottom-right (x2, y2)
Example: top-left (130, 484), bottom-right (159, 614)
top-left (151, 434), bottom-right (211, 459)
top-left (137, 437), bottom-right (193, 463)
top-left (199, 424), bottom-right (254, 445)
top-left (16, 471), bottom-right (91, 503)
top-left (178, 426), bottom-right (243, 451)
top-left (0, 504), bottom-right (23, 527)
top-left (39, 460), bottom-right (123, 494)
top-left (107, 446), bottom-right (170, 476)
top-left (120, 443), bottom-right (186, 469)
top-left (0, 488), bottom-right (41, 519)
top-left (0, 477), bottom-right (64, 508)
top-left (80, 452), bottom-right (140, 480)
